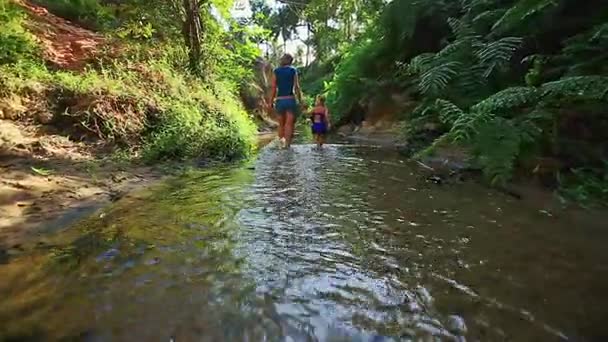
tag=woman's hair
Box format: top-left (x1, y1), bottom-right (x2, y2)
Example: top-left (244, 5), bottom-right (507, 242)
top-left (316, 95), bottom-right (326, 105)
top-left (280, 53), bottom-right (294, 66)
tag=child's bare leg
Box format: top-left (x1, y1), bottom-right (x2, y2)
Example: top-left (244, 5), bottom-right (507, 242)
top-left (319, 134), bottom-right (325, 147)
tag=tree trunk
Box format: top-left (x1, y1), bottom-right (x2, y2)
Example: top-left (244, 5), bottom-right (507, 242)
top-left (182, 0), bottom-right (203, 74)
top-left (305, 22), bottom-right (310, 66)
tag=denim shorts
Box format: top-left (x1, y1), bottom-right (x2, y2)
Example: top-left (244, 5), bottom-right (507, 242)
top-left (275, 98), bottom-right (297, 115)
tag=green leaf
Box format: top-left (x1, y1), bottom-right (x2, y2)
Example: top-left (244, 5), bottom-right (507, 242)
top-left (492, 0), bottom-right (559, 33)
top-left (418, 61), bottom-right (461, 95)
top-left (471, 86), bottom-right (539, 114)
top-left (31, 166), bottom-right (52, 176)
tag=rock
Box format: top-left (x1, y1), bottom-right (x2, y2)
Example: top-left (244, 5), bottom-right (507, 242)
top-left (414, 322), bottom-right (444, 337)
top-left (426, 175), bottom-right (443, 184)
top-left (145, 257), bottom-right (161, 265)
top-left (0, 249), bottom-right (8, 264)
top-left (403, 300), bottom-right (423, 313)
top-left (337, 124), bottom-right (355, 136)
top-left (358, 121), bottom-right (376, 135)
top-left (415, 286), bottom-right (434, 305)
top-left (109, 191), bottom-right (124, 202)
top-left (446, 315), bottom-right (467, 335)
top-left (423, 122), bottom-right (440, 131)
top-left (96, 248), bottom-right (120, 262)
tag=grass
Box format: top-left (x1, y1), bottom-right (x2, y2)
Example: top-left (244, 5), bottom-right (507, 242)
top-left (31, 166), bottom-right (52, 176)
top-left (1, 2), bottom-right (256, 163)
top-left (1, 51), bottom-right (256, 162)
top-left (31, 0), bottom-right (115, 30)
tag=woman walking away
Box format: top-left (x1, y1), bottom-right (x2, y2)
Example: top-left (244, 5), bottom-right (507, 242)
top-left (268, 53), bottom-right (304, 149)
top-left (309, 95), bottom-right (331, 148)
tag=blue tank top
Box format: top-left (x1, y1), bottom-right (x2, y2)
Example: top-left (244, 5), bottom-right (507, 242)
top-left (274, 66), bottom-right (297, 97)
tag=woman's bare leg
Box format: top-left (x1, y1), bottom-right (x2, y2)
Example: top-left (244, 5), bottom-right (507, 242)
top-left (284, 112), bottom-right (295, 147)
top-left (277, 114), bottom-right (286, 140)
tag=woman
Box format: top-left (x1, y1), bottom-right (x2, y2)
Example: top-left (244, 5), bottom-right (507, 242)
top-left (268, 53), bottom-right (304, 149)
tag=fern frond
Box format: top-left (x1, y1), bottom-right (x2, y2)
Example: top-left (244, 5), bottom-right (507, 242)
top-left (473, 118), bottom-right (521, 185)
top-left (525, 108), bottom-right (554, 122)
top-left (472, 9), bottom-right (508, 28)
top-left (541, 76), bottom-right (608, 101)
top-left (419, 61), bottom-right (461, 95)
top-left (450, 109), bottom-right (495, 142)
top-left (436, 38), bottom-right (478, 60)
top-left (435, 99), bottom-right (464, 125)
top-left (492, 0), bottom-right (559, 33)
top-left (560, 23), bottom-right (608, 76)
top-left (514, 116), bottom-right (543, 144)
top-left (414, 132), bottom-right (455, 159)
top-left (410, 98), bottom-right (438, 119)
top-left (461, 0), bottom-right (496, 13)
top-left (475, 36), bottom-right (523, 77)
top-left (448, 17), bottom-right (478, 40)
top-left (450, 64), bottom-right (491, 105)
top-left (471, 86), bottom-right (539, 114)
top-left (408, 53), bottom-right (436, 73)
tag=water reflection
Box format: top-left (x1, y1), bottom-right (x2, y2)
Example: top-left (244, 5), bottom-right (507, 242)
top-left (1, 144), bottom-right (608, 341)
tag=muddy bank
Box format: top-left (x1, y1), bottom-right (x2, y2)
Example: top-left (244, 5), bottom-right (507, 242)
top-left (0, 119), bottom-right (282, 248)
top-left (0, 120), bottom-right (169, 247)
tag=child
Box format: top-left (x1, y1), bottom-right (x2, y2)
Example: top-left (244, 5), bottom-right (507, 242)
top-left (309, 95), bottom-right (331, 148)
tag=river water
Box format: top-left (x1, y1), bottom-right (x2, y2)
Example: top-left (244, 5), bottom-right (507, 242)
top-left (2, 144), bottom-right (608, 341)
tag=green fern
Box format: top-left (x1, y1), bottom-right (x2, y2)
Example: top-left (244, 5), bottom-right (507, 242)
top-left (472, 9), bottom-right (508, 27)
top-left (475, 36), bottom-right (523, 77)
top-left (449, 64), bottom-right (491, 105)
top-left (492, 0), bottom-right (560, 33)
top-left (460, 0), bottom-right (496, 15)
top-left (473, 118), bottom-right (522, 185)
top-left (436, 38), bottom-right (476, 60)
top-left (541, 76), bottom-right (608, 101)
top-left (560, 23), bottom-right (608, 76)
top-left (407, 53), bottom-right (437, 74)
top-left (471, 86), bottom-right (539, 114)
top-left (448, 17), bottom-right (478, 40)
top-left (414, 131), bottom-right (454, 158)
top-left (450, 109), bottom-right (496, 142)
top-left (435, 99), bottom-right (464, 125)
top-left (410, 98), bottom-right (438, 119)
top-left (418, 61), bottom-right (462, 95)
top-left (514, 115), bottom-right (543, 144)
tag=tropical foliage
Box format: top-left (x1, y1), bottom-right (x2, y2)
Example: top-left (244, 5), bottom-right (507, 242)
top-left (280, 0), bottom-right (608, 201)
top-left (1, 0), bottom-right (260, 161)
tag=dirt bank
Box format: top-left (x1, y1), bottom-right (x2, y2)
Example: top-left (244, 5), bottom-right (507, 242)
top-left (0, 120), bottom-right (168, 248)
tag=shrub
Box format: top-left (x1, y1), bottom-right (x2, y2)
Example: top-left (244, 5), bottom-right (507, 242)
top-left (0, 0), bottom-right (39, 64)
top-left (32, 0), bottom-right (115, 30)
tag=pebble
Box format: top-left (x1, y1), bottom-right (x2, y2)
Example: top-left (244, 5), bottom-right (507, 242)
top-left (446, 315), bottom-right (467, 335)
top-left (145, 257), bottom-right (161, 265)
top-left (416, 286), bottom-right (434, 305)
top-left (403, 300), bottom-right (423, 313)
top-left (96, 248), bottom-right (120, 262)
